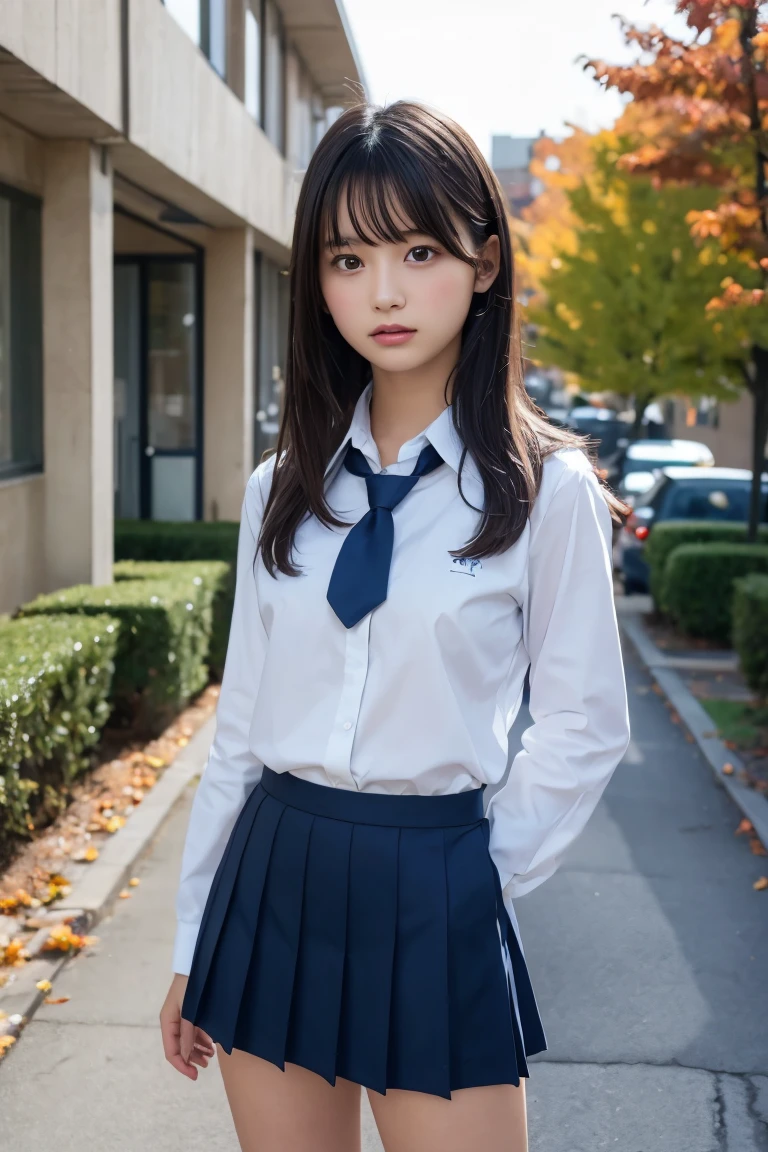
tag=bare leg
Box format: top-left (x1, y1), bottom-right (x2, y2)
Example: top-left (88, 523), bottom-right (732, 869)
top-left (217, 1046), bottom-right (362, 1152)
top-left (367, 1078), bottom-right (528, 1152)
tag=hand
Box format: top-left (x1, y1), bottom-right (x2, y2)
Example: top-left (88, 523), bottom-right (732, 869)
top-left (160, 973), bottom-right (216, 1080)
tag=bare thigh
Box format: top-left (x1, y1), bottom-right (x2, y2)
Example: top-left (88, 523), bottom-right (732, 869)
top-left (367, 1078), bottom-right (528, 1152)
top-left (217, 1045), bottom-right (362, 1152)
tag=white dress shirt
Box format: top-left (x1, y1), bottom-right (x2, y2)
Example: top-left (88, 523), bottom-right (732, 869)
top-left (172, 379), bottom-right (631, 976)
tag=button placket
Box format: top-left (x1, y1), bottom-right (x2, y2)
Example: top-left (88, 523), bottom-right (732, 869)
top-left (323, 614), bottom-right (371, 788)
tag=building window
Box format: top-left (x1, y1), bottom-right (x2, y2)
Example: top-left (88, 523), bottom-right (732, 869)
top-left (245, 1), bottom-right (261, 121)
top-left (201, 0), bottom-right (226, 78)
top-left (163, 0), bottom-right (201, 45)
top-left (163, 0), bottom-right (226, 79)
top-left (0, 186), bottom-right (43, 481)
top-left (254, 251), bottom-right (288, 465)
top-left (294, 61), bottom-right (313, 170)
top-left (263, 0), bottom-right (285, 154)
top-left (684, 396), bottom-right (719, 429)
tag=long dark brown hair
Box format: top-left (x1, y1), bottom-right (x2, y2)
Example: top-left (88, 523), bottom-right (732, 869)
top-left (258, 98), bottom-right (629, 577)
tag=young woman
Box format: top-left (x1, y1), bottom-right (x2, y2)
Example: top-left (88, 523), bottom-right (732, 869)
top-left (160, 99), bottom-right (632, 1152)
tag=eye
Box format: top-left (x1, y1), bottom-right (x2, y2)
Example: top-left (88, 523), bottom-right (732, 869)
top-left (330, 254), bottom-right (363, 271)
top-left (406, 246), bottom-right (439, 263)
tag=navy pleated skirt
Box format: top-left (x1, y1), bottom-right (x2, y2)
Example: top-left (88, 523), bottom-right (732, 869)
top-left (181, 765), bottom-right (547, 1099)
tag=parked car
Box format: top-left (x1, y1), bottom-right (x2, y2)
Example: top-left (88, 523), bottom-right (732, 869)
top-left (616, 466), bottom-right (768, 593)
top-left (564, 406), bottom-right (631, 475)
top-left (614, 438), bottom-right (715, 504)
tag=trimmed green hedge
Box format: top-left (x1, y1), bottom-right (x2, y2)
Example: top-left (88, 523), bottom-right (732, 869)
top-left (0, 614), bottom-right (118, 841)
top-left (17, 574), bottom-right (215, 735)
top-left (114, 520), bottom-right (239, 677)
top-left (113, 559), bottom-right (231, 680)
top-left (733, 573), bottom-right (768, 698)
top-left (115, 519), bottom-right (238, 563)
top-left (646, 521), bottom-right (768, 613)
top-left (664, 542), bottom-right (768, 644)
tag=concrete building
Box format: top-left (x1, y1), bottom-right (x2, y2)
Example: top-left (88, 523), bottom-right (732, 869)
top-left (0, 0), bottom-right (366, 613)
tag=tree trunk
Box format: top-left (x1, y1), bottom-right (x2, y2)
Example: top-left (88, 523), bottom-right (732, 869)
top-left (747, 344), bottom-right (768, 543)
top-left (630, 393), bottom-right (652, 442)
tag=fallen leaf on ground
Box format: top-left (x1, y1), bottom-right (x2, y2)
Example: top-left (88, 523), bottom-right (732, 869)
top-left (736, 819), bottom-right (754, 835)
top-left (749, 836), bottom-right (768, 856)
top-left (754, 876), bottom-right (768, 890)
top-left (722, 762), bottom-right (735, 775)
top-left (43, 996), bottom-right (70, 1005)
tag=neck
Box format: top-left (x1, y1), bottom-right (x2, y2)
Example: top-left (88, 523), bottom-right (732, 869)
top-left (368, 343), bottom-right (456, 468)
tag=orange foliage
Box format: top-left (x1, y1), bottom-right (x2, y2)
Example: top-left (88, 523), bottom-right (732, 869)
top-left (582, 0), bottom-right (768, 305)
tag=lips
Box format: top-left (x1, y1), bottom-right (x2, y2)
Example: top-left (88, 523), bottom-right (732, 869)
top-left (371, 326), bottom-right (415, 335)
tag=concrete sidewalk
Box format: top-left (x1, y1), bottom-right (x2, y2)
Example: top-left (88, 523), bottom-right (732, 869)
top-left (2, 610), bottom-right (767, 1149)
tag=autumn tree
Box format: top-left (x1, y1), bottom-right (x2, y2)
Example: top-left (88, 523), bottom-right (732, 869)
top-left (527, 143), bottom-right (747, 436)
top-left (584, 0), bottom-right (768, 539)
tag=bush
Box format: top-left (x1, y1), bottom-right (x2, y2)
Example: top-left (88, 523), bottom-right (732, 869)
top-left (733, 573), bottom-right (768, 698)
top-left (664, 542), bottom-right (768, 644)
top-left (18, 574), bottom-right (215, 735)
top-left (113, 560), bottom-right (231, 680)
top-left (114, 519), bottom-right (238, 563)
top-left (0, 614), bottom-right (118, 842)
top-left (646, 521), bottom-right (768, 613)
top-left (114, 520), bottom-right (239, 676)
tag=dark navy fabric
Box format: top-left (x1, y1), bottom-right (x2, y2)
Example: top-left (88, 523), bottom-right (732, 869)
top-left (326, 441), bottom-right (444, 628)
top-left (181, 765), bottom-right (548, 1098)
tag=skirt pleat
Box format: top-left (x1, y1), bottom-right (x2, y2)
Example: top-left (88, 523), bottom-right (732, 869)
top-left (444, 823), bottom-right (521, 1089)
top-left (284, 814), bottom-right (353, 1082)
top-left (232, 802), bottom-right (314, 1063)
top-left (190, 791), bottom-right (284, 1053)
top-left (336, 823), bottom-right (400, 1094)
top-left (181, 767), bottom-right (548, 1098)
top-left (386, 826), bottom-right (451, 1097)
top-left (181, 783), bottom-right (267, 1025)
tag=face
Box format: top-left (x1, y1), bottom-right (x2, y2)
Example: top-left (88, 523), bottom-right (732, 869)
top-left (318, 190), bottom-right (500, 378)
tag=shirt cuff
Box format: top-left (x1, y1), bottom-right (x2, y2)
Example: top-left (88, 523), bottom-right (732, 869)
top-left (172, 921), bottom-right (200, 977)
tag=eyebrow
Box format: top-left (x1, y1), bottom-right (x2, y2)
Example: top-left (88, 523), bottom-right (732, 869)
top-left (324, 228), bottom-right (429, 252)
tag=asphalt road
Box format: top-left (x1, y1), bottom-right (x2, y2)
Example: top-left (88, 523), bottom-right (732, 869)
top-left (1, 620), bottom-right (767, 1151)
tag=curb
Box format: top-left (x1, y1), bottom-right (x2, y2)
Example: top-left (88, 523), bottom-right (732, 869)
top-left (619, 612), bottom-right (768, 852)
top-left (0, 714), bottom-right (215, 1040)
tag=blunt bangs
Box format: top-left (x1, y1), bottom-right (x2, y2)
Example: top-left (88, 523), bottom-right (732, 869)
top-left (320, 137), bottom-right (485, 268)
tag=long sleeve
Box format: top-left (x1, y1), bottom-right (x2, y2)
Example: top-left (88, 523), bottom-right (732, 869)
top-left (172, 464), bottom-right (271, 975)
top-left (486, 451), bottom-right (631, 901)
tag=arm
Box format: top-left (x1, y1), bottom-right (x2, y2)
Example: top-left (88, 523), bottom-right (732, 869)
top-left (171, 462), bottom-right (272, 975)
top-left (486, 450), bottom-right (631, 899)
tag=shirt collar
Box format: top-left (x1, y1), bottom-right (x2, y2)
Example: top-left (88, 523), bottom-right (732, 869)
top-left (323, 379), bottom-right (482, 490)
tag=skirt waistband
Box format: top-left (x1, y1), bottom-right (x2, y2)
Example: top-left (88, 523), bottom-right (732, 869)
top-left (259, 765), bottom-right (485, 828)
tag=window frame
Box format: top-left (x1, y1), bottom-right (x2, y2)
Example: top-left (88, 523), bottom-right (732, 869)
top-left (0, 180), bottom-right (44, 484)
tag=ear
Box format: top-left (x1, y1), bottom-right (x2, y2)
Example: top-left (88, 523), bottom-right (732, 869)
top-left (473, 234), bottom-right (501, 294)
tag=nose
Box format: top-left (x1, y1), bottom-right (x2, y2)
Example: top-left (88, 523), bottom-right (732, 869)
top-left (371, 260), bottom-right (406, 312)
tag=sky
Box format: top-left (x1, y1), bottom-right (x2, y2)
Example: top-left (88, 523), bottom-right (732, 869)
top-left (340, 0), bottom-right (693, 160)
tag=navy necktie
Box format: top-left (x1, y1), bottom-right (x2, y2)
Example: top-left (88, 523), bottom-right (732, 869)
top-left (327, 442), bottom-right (444, 628)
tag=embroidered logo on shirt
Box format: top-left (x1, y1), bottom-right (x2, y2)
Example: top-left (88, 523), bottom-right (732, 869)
top-left (450, 556), bottom-right (482, 576)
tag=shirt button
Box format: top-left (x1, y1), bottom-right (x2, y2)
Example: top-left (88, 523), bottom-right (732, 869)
top-left (343, 721), bottom-right (352, 730)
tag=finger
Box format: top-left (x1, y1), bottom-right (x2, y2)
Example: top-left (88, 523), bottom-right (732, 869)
top-left (167, 1052), bottom-right (200, 1080)
top-left (179, 1017), bottom-right (199, 1064)
top-left (195, 1026), bottom-right (216, 1054)
top-left (160, 1014), bottom-right (182, 1064)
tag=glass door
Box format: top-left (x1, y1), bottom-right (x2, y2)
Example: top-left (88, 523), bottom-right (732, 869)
top-left (114, 262), bottom-right (142, 519)
top-left (145, 260), bottom-right (200, 520)
top-left (113, 254), bottom-right (202, 522)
